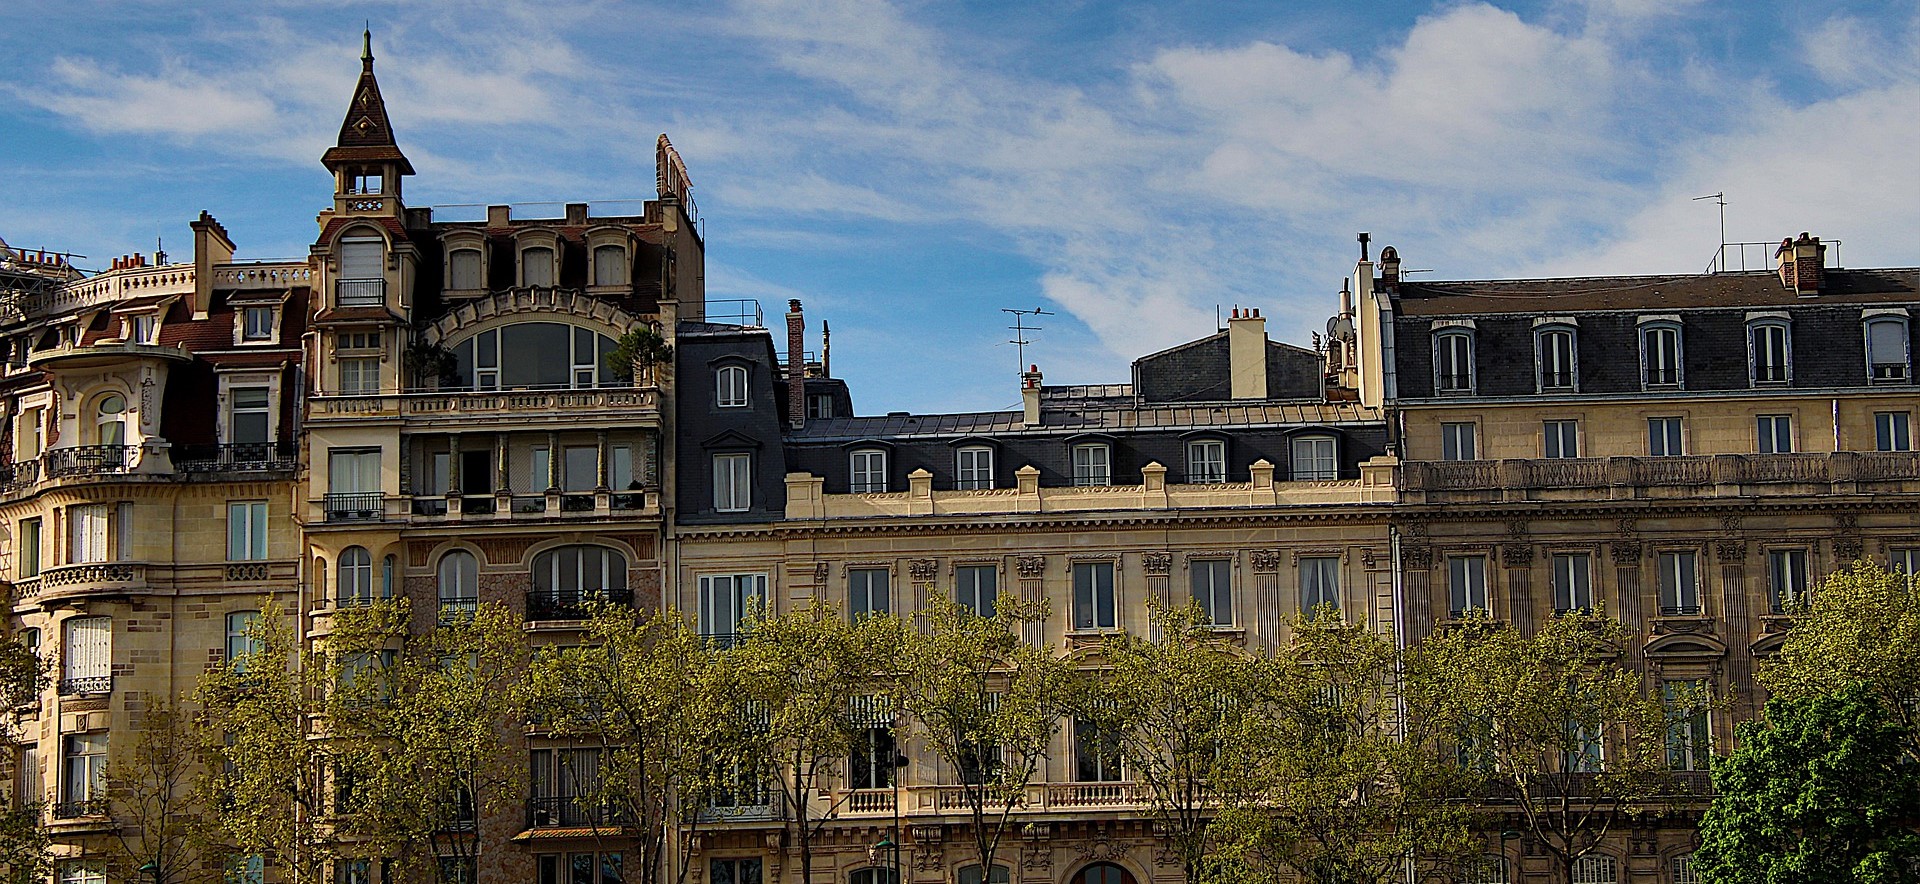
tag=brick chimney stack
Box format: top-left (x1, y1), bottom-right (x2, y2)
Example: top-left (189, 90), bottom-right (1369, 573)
top-left (1021, 365), bottom-right (1043, 426)
top-left (786, 300), bottom-right (806, 429)
top-left (1378, 246), bottom-right (1400, 289)
top-left (1228, 307), bottom-right (1269, 400)
top-left (1776, 233), bottom-right (1825, 296)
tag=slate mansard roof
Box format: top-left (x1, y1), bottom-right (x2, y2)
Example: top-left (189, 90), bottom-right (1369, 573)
top-left (1392, 268), bottom-right (1919, 316)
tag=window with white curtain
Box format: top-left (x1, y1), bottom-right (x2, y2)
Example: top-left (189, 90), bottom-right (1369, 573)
top-left (448, 248), bottom-right (482, 290)
top-left (593, 245), bottom-right (627, 287)
top-left (1865, 316), bottom-right (1910, 381)
top-left (849, 449), bottom-right (888, 493)
top-left (521, 247), bottom-right (555, 287)
top-left (713, 453), bottom-right (751, 511)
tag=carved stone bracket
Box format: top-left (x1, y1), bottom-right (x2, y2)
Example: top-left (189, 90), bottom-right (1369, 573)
top-left (1360, 548), bottom-right (1377, 569)
top-left (1500, 544), bottom-right (1534, 567)
top-left (1014, 555), bottom-right (1046, 578)
top-left (1140, 552), bottom-right (1171, 575)
top-left (1248, 550), bottom-right (1283, 573)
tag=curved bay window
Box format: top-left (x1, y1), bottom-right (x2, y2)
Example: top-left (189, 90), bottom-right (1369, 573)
top-left (529, 545), bottom-right (629, 620)
top-left (449, 323), bottom-right (619, 391)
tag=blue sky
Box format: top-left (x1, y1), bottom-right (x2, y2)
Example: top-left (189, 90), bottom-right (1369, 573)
top-left (3, 0), bottom-right (1916, 414)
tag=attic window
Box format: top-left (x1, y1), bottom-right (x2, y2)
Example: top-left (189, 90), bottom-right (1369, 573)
top-left (242, 307), bottom-right (274, 341)
top-left (127, 314), bottom-right (157, 344)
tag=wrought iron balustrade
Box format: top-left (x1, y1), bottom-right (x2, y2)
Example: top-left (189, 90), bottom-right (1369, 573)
top-left (335, 278), bottom-right (386, 307)
top-left (44, 445), bottom-right (135, 478)
top-left (526, 588), bottom-right (632, 621)
top-left (324, 492), bottom-right (385, 522)
top-left (525, 795), bottom-right (624, 828)
top-left (174, 440), bottom-right (300, 474)
top-left (58, 676), bottom-right (113, 695)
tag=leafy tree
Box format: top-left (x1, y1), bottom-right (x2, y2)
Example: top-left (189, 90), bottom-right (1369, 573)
top-left (1084, 601), bottom-right (1269, 884)
top-left (732, 601), bottom-right (904, 884)
top-left (1212, 609), bottom-right (1476, 884)
top-left (891, 596), bottom-right (1072, 877)
top-left (1695, 683), bottom-right (1920, 883)
top-left (1761, 561), bottom-right (1920, 761)
top-left (1413, 611), bottom-right (1671, 884)
top-left (322, 598), bottom-right (528, 881)
top-left (523, 605), bottom-right (741, 884)
top-left (605, 325), bottom-right (673, 383)
top-left (0, 629), bottom-right (50, 884)
top-left (104, 702), bottom-right (207, 884)
top-left (195, 599), bottom-right (332, 883)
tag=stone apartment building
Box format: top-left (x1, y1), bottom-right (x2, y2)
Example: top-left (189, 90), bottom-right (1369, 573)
top-left (3, 34), bottom-right (1918, 884)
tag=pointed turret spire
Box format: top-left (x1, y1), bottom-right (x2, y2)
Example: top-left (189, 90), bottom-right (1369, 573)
top-left (322, 28), bottom-right (414, 177)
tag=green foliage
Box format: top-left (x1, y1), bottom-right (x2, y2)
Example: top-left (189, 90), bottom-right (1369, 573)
top-left (523, 605), bottom-right (737, 884)
top-left (105, 703), bottom-right (206, 884)
top-left (1210, 611), bottom-right (1476, 884)
top-left (1761, 562), bottom-right (1920, 760)
top-left (1696, 683), bottom-right (1920, 883)
top-left (1408, 610), bottom-right (1673, 881)
top-left (0, 800), bottom-right (51, 884)
top-left (891, 595), bottom-right (1073, 875)
top-left (404, 340), bottom-right (459, 386)
top-left (0, 632), bottom-right (51, 884)
top-left (733, 601), bottom-right (905, 884)
top-left (605, 325), bottom-right (673, 382)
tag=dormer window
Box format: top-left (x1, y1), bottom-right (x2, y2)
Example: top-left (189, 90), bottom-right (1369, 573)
top-left (716, 365), bottom-right (748, 408)
top-left (242, 307), bottom-right (274, 342)
top-left (127, 314), bottom-right (157, 344)
top-left (1290, 435), bottom-right (1338, 480)
top-left (337, 236), bottom-right (386, 307)
top-left (520, 246), bottom-right (556, 288)
top-left (1638, 320), bottom-right (1683, 388)
top-left (592, 245), bottom-right (627, 288)
top-left (1072, 443), bottom-right (1111, 487)
top-left (448, 248), bottom-right (483, 292)
top-left (1748, 318), bottom-right (1792, 385)
top-left (1433, 328), bottom-right (1475, 394)
top-left (1534, 324), bottom-right (1577, 392)
top-left (849, 449), bottom-right (888, 494)
top-left (1865, 314), bottom-right (1911, 382)
top-left (1186, 440), bottom-right (1225, 483)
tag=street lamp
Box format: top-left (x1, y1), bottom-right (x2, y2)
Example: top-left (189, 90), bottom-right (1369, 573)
top-left (137, 861), bottom-right (161, 884)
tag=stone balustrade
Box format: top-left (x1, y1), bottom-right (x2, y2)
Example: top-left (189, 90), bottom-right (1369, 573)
top-left (1400, 451), bottom-right (1920, 502)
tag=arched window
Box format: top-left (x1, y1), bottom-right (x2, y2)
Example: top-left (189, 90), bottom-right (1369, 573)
top-left (716, 365), bottom-right (748, 408)
top-left (1639, 321), bottom-right (1683, 388)
top-left (95, 394), bottom-right (126, 447)
top-left (1747, 319), bottom-right (1792, 385)
top-left (438, 551), bottom-right (478, 617)
top-left (447, 248), bottom-right (483, 291)
top-left (520, 246), bottom-right (555, 288)
top-left (1865, 315), bottom-right (1911, 382)
top-left (592, 245), bottom-right (627, 287)
top-left (1434, 329), bottom-right (1475, 394)
top-left (337, 547), bottom-right (373, 606)
top-left (1070, 864), bottom-right (1136, 884)
top-left (530, 545), bottom-right (628, 619)
top-left (958, 867), bottom-right (1009, 884)
top-left (1535, 325), bottom-right (1578, 391)
top-left (450, 323), bottom-right (619, 391)
top-left (1669, 853), bottom-right (1699, 884)
top-left (848, 869), bottom-right (898, 884)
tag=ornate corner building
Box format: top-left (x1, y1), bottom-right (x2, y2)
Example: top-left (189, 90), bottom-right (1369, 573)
top-left (2, 37), bottom-right (1917, 884)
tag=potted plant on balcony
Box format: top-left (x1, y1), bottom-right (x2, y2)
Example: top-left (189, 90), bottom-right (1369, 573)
top-left (405, 340), bottom-right (459, 391)
top-left (604, 325), bottom-right (671, 386)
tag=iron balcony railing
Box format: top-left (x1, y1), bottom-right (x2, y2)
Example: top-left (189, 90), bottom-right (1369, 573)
top-left (44, 445), bottom-right (136, 478)
top-left (51, 799), bottom-right (106, 820)
top-left (174, 440), bottom-right (300, 473)
top-left (324, 492), bottom-right (385, 522)
top-left (526, 588), bottom-right (633, 621)
top-left (525, 795), bottom-right (626, 828)
top-left (335, 278), bottom-right (387, 307)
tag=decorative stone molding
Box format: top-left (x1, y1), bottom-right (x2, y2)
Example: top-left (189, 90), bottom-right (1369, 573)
top-left (908, 559), bottom-right (938, 582)
top-left (1500, 544), bottom-right (1534, 567)
top-left (1834, 512), bottom-right (1859, 533)
top-left (1014, 556), bottom-right (1046, 578)
top-left (1714, 540), bottom-right (1747, 563)
top-left (1833, 536), bottom-right (1864, 561)
top-left (1505, 519), bottom-right (1529, 539)
top-left (1610, 542), bottom-right (1643, 565)
top-left (1720, 514), bottom-right (1743, 533)
top-left (1617, 517), bottom-right (1638, 536)
top-left (1360, 548), bottom-right (1377, 569)
top-left (1401, 545), bottom-right (1433, 569)
top-left (1247, 550), bottom-right (1283, 573)
top-left (1140, 552), bottom-right (1171, 575)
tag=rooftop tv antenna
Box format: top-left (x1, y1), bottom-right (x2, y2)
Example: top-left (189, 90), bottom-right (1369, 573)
top-left (1003, 306), bottom-right (1053, 376)
top-left (1694, 192), bottom-right (1727, 272)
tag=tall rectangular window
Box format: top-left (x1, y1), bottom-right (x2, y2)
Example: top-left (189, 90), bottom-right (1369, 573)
top-left (698, 573), bottom-right (767, 639)
top-left (62, 617), bottom-right (110, 690)
top-left (956, 447), bottom-right (994, 490)
top-left (521, 247), bottom-right (555, 288)
top-left (1448, 556), bottom-right (1488, 617)
top-left (715, 366), bottom-right (748, 408)
top-left (339, 357), bottom-right (380, 395)
top-left (1291, 436), bottom-right (1338, 480)
top-left (69, 503), bottom-right (110, 564)
top-left (956, 565), bottom-right (997, 617)
top-left (1749, 322), bottom-right (1791, 384)
top-left (1536, 328), bottom-right (1576, 390)
top-left (448, 249), bottom-right (482, 291)
top-left (1564, 721), bottom-right (1603, 773)
top-left (1865, 317), bottom-right (1909, 381)
top-left (592, 246), bottom-right (627, 287)
top-left (225, 611), bottom-right (261, 669)
top-left (1073, 718), bottom-right (1124, 782)
top-left (713, 453), bottom-right (751, 512)
top-left (848, 726), bottom-right (896, 790)
top-left (230, 387), bottom-right (270, 445)
top-left (227, 501), bottom-right (268, 561)
top-left (1071, 561), bottom-right (1116, 631)
top-left (848, 568), bottom-right (891, 617)
top-left (849, 449), bottom-right (887, 494)
top-left (1543, 421), bottom-right (1579, 459)
top-left (1187, 440), bottom-right (1225, 483)
top-left (1435, 331), bottom-right (1474, 393)
top-left (18, 517), bottom-right (41, 578)
top-left (62, 733), bottom-right (107, 807)
top-left (1648, 417), bottom-right (1684, 457)
top-left (563, 446), bottom-right (598, 493)
top-left (1665, 680), bottom-right (1710, 772)
top-left (1190, 559), bottom-right (1232, 626)
top-left (1768, 548), bottom-right (1809, 613)
top-left (1757, 415), bottom-right (1793, 454)
top-left (1300, 556), bottom-right (1340, 615)
top-left (1641, 324), bottom-right (1682, 387)
top-left (1072, 444), bottom-right (1111, 487)
top-left (1552, 553), bottom-right (1594, 613)
top-left (1876, 412), bottom-right (1912, 452)
top-left (1441, 423), bottom-right (1477, 461)
top-left (1890, 548), bottom-right (1920, 586)
top-left (1657, 552), bottom-right (1700, 615)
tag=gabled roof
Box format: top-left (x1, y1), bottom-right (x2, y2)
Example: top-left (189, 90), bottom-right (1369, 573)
top-left (320, 31), bottom-right (415, 175)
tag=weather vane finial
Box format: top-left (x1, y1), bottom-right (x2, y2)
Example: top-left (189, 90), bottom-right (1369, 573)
top-left (361, 24), bottom-right (373, 65)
